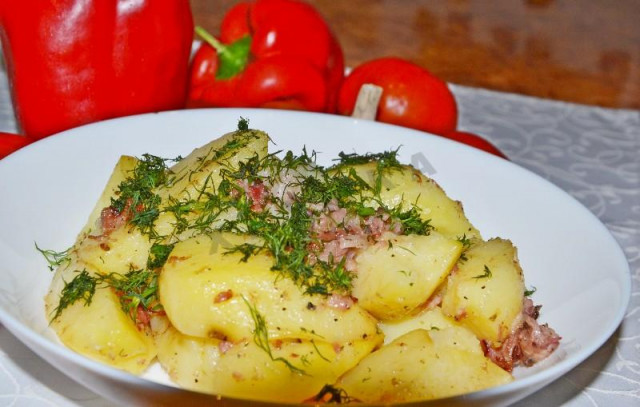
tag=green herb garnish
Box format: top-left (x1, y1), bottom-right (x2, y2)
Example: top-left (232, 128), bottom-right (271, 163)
top-left (473, 265), bottom-right (493, 279)
top-left (111, 154), bottom-right (171, 237)
top-left (36, 243), bottom-right (71, 271)
top-left (147, 243), bottom-right (175, 269)
top-left (51, 268), bottom-right (161, 325)
top-left (243, 296), bottom-right (306, 375)
top-left (51, 270), bottom-right (97, 321)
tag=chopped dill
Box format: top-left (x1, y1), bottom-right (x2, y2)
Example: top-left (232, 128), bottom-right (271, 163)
top-left (55, 121), bottom-right (443, 303)
top-left (524, 286), bottom-right (537, 297)
top-left (106, 269), bottom-right (161, 321)
top-left (243, 296), bottom-right (306, 375)
top-left (333, 149), bottom-right (402, 195)
top-left (473, 265), bottom-right (493, 279)
top-left (111, 154), bottom-right (171, 237)
top-left (310, 339), bottom-right (331, 362)
top-left (224, 242), bottom-right (262, 262)
top-left (51, 268), bottom-right (161, 325)
top-left (390, 206), bottom-right (433, 235)
top-left (237, 117), bottom-right (249, 131)
top-left (457, 234), bottom-right (472, 263)
top-left (457, 234), bottom-right (472, 248)
top-left (51, 270), bottom-right (97, 321)
top-left (35, 243), bottom-right (71, 271)
top-left (334, 150), bottom-right (401, 167)
top-left (147, 243), bottom-right (175, 269)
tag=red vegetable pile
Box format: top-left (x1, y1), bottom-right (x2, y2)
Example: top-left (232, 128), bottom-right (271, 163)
top-left (0, 0), bottom-right (506, 159)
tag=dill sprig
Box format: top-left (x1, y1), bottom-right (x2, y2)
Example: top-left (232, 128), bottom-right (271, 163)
top-left (333, 149), bottom-right (402, 195)
top-left (243, 296), bottom-right (307, 375)
top-left (51, 268), bottom-right (161, 325)
top-left (456, 234), bottom-right (472, 262)
top-left (111, 154), bottom-right (172, 237)
top-left (473, 265), bottom-right (493, 279)
top-left (334, 150), bottom-right (401, 167)
top-left (35, 243), bottom-right (71, 271)
top-left (51, 270), bottom-right (97, 321)
top-left (147, 243), bottom-right (175, 269)
top-left (107, 269), bottom-right (161, 320)
top-left (389, 205), bottom-right (433, 236)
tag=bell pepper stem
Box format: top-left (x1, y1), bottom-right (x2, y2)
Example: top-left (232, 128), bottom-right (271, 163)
top-left (352, 84), bottom-right (383, 120)
top-left (195, 26), bottom-right (228, 55)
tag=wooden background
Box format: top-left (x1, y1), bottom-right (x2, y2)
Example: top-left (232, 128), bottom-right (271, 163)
top-left (190, 0), bottom-right (640, 109)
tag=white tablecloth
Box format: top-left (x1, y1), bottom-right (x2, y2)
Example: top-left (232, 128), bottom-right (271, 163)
top-left (0, 69), bottom-right (638, 406)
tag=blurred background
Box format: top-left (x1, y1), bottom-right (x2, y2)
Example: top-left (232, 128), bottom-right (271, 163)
top-left (190, 0), bottom-right (640, 109)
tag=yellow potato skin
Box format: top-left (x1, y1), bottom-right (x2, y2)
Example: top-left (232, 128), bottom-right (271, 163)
top-left (352, 233), bottom-right (462, 321)
top-left (159, 233), bottom-right (382, 345)
top-left (153, 320), bottom-right (381, 403)
top-left (337, 329), bottom-right (512, 403)
top-left (441, 238), bottom-right (525, 345)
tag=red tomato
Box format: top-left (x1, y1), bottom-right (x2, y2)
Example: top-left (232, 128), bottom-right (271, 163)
top-left (444, 131), bottom-right (508, 159)
top-left (337, 57), bottom-right (457, 135)
top-left (0, 132), bottom-right (32, 159)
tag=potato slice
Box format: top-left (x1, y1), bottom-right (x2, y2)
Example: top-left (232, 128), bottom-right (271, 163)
top-left (380, 307), bottom-right (480, 350)
top-left (352, 232), bottom-right (462, 320)
top-left (152, 129), bottom-right (269, 239)
top-left (45, 258), bottom-right (156, 374)
top-left (332, 163), bottom-right (480, 240)
top-left (160, 129), bottom-right (269, 202)
top-left (159, 233), bottom-right (382, 345)
top-left (441, 238), bottom-right (525, 345)
top-left (77, 155), bottom-right (139, 239)
top-left (153, 320), bottom-right (380, 403)
top-left (75, 226), bottom-right (152, 275)
top-left (337, 329), bottom-right (512, 402)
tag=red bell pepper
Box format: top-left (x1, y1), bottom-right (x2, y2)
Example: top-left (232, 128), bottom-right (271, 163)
top-left (0, 1), bottom-right (194, 140)
top-left (444, 131), bottom-right (508, 159)
top-left (0, 132), bottom-right (31, 159)
top-left (189, 0), bottom-right (344, 113)
top-left (338, 57), bottom-right (458, 136)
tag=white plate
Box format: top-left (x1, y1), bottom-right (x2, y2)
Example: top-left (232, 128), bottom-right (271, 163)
top-left (0, 109), bottom-right (631, 406)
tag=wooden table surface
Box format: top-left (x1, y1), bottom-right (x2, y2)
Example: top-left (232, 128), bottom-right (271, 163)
top-left (190, 0), bottom-right (639, 109)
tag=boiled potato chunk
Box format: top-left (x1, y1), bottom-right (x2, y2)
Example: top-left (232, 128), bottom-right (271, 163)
top-left (352, 233), bottom-right (462, 320)
top-left (380, 307), bottom-right (481, 352)
top-left (153, 321), bottom-right (380, 403)
top-left (441, 238), bottom-right (525, 345)
top-left (159, 233), bottom-right (382, 345)
top-left (45, 259), bottom-right (156, 374)
top-left (161, 129), bottom-right (269, 202)
top-left (78, 155), bottom-right (139, 239)
top-left (337, 329), bottom-right (512, 403)
top-left (333, 163), bottom-right (480, 241)
top-left (75, 225), bottom-right (152, 275)
top-left (152, 129), bottom-right (268, 239)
